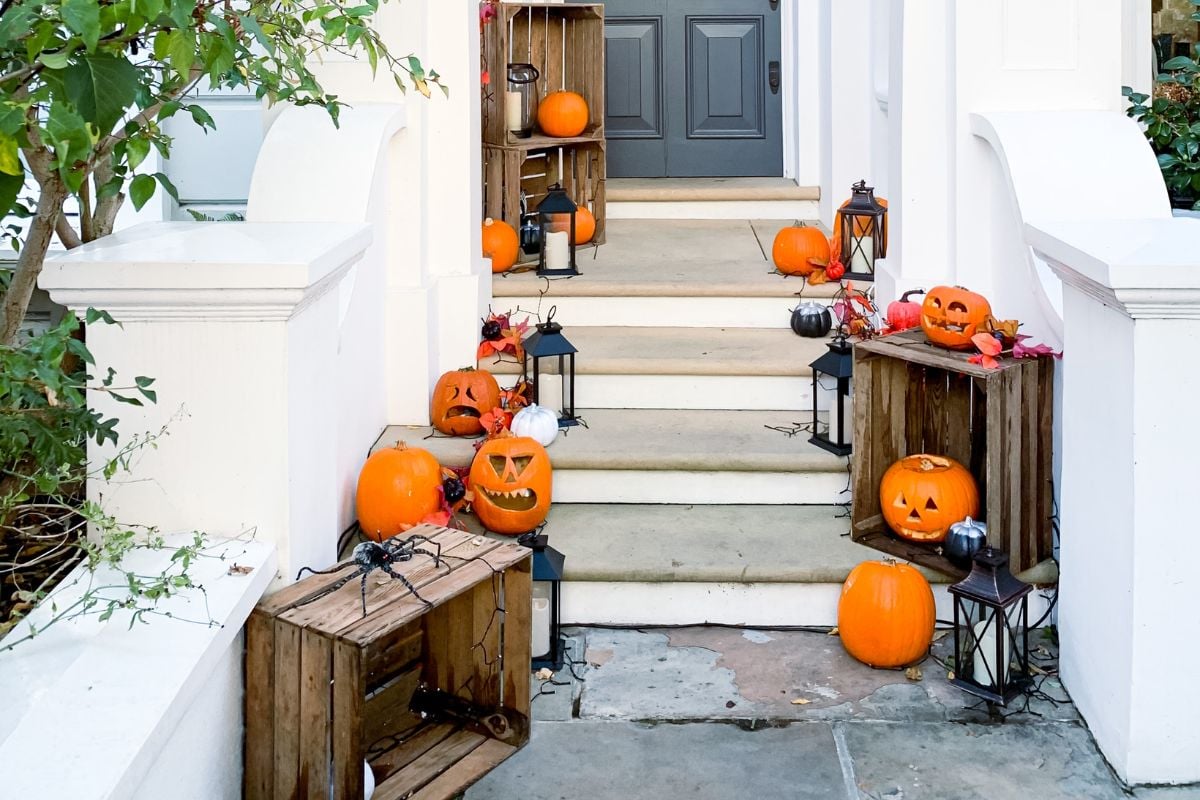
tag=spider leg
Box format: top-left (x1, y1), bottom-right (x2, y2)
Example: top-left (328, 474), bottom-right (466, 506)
top-left (382, 564), bottom-right (433, 608)
top-left (405, 534), bottom-right (442, 562)
top-left (410, 547), bottom-right (445, 569)
top-left (360, 570), bottom-right (371, 617)
top-left (296, 562), bottom-right (353, 580)
top-left (292, 568), bottom-right (366, 608)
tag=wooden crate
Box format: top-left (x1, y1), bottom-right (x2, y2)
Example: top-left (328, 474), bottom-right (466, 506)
top-left (482, 3), bottom-right (605, 147)
top-left (484, 140), bottom-right (606, 255)
top-left (245, 525), bottom-right (532, 800)
top-left (850, 329), bottom-right (1055, 578)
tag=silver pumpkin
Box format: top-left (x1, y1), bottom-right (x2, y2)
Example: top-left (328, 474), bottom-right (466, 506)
top-left (945, 516), bottom-right (988, 567)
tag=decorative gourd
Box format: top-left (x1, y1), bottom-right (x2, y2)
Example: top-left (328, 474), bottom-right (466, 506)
top-left (431, 368), bottom-right (502, 436)
top-left (510, 403), bottom-right (559, 446)
top-left (879, 454), bottom-right (979, 543)
top-left (772, 226), bottom-right (830, 276)
top-left (355, 443), bottom-right (442, 541)
top-left (469, 435), bottom-right (552, 534)
top-left (790, 302), bottom-right (832, 338)
top-left (886, 289), bottom-right (925, 331)
top-left (538, 91), bottom-right (589, 138)
top-left (838, 560), bottom-right (935, 669)
top-left (482, 218), bottom-right (519, 273)
top-left (920, 285), bottom-right (992, 350)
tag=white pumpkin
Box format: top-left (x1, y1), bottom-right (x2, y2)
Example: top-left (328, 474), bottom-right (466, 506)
top-left (511, 403), bottom-right (559, 446)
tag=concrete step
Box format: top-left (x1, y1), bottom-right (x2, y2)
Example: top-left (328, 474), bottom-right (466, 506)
top-left (380, 408), bottom-right (848, 505)
top-left (492, 218), bottom-right (837, 328)
top-left (607, 179), bottom-right (820, 220)
top-left (482, 327), bottom-right (828, 410)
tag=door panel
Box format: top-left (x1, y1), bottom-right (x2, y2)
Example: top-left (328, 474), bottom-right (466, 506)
top-left (603, 0), bottom-right (781, 178)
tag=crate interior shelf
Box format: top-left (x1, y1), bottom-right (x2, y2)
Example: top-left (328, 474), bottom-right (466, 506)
top-left (850, 329), bottom-right (1055, 578)
top-left (245, 525), bottom-right (532, 800)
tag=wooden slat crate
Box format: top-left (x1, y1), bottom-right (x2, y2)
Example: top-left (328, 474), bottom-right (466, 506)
top-left (484, 140), bottom-right (606, 256)
top-left (482, 3), bottom-right (605, 147)
top-left (850, 329), bottom-right (1055, 578)
top-left (245, 525), bottom-right (532, 800)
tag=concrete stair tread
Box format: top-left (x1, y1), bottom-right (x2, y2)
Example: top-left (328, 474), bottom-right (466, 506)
top-left (379, 408), bottom-right (845, 472)
top-left (482, 326), bottom-right (829, 376)
top-left (607, 178), bottom-right (820, 203)
top-left (492, 219), bottom-right (837, 299)
top-left (455, 504), bottom-right (1058, 586)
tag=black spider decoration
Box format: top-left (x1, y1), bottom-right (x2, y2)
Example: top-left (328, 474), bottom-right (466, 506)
top-left (481, 319), bottom-right (503, 341)
top-left (442, 475), bottom-right (466, 505)
top-left (295, 534), bottom-right (445, 617)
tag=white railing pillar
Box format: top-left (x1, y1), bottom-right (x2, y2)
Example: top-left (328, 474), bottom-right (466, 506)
top-left (40, 221), bottom-right (372, 585)
top-left (1029, 218), bottom-right (1200, 786)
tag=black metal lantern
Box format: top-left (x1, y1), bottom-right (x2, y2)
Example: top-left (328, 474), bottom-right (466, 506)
top-left (536, 184), bottom-right (578, 277)
top-left (949, 547), bottom-right (1033, 706)
top-left (519, 532), bottom-right (565, 671)
top-left (809, 333), bottom-right (853, 456)
top-left (522, 306), bottom-right (578, 428)
top-left (838, 180), bottom-right (887, 281)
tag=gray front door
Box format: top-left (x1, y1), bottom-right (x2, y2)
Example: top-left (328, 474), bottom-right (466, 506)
top-left (603, 0), bottom-right (782, 178)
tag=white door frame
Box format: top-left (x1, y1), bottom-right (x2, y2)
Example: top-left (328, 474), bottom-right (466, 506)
top-left (781, 0), bottom-right (822, 186)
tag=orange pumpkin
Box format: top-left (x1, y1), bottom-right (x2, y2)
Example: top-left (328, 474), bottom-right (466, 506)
top-left (469, 435), bottom-right (552, 534)
top-left (920, 285), bottom-right (993, 350)
top-left (551, 207), bottom-right (596, 245)
top-left (879, 454), bottom-right (979, 543)
top-left (431, 368), bottom-right (502, 436)
top-left (838, 560), bottom-right (935, 668)
top-left (538, 91), bottom-right (589, 138)
top-left (356, 443), bottom-right (442, 541)
top-left (482, 217), bottom-right (519, 273)
top-left (771, 226), bottom-right (830, 276)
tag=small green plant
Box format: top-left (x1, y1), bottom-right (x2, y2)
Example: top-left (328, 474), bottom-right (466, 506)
top-left (0, 310), bottom-right (218, 647)
top-left (1125, 1), bottom-right (1200, 210)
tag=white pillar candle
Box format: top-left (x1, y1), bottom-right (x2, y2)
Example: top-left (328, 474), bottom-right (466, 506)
top-left (819, 382), bottom-right (852, 445)
top-left (972, 615), bottom-right (1012, 690)
top-left (545, 229), bottom-right (569, 269)
top-left (531, 582), bottom-right (552, 657)
top-left (505, 91), bottom-right (523, 132)
top-left (850, 234), bottom-right (874, 274)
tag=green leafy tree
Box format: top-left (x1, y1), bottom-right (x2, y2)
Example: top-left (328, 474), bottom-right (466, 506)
top-left (0, 0), bottom-right (443, 343)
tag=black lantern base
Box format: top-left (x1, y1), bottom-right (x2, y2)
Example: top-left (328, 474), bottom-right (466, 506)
top-left (950, 674), bottom-right (1033, 707)
top-left (809, 434), bottom-right (852, 457)
top-left (557, 416), bottom-right (580, 429)
top-left (532, 645), bottom-right (565, 672)
top-left (536, 267), bottom-right (580, 278)
top-left (844, 270), bottom-right (875, 282)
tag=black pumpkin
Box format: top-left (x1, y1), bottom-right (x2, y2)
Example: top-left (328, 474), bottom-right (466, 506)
top-left (790, 302), bottom-right (833, 338)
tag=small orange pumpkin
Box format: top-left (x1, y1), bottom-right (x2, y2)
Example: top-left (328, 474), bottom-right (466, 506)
top-left (356, 443), bottom-right (442, 541)
top-left (469, 435), bottom-right (552, 534)
top-left (879, 454), bottom-right (979, 543)
top-left (838, 560), bottom-right (935, 668)
top-left (431, 368), bottom-right (502, 436)
top-left (482, 217), bottom-right (519, 273)
top-left (771, 226), bottom-right (830, 276)
top-left (920, 285), bottom-right (992, 350)
top-left (551, 207), bottom-right (596, 245)
top-left (538, 91), bottom-right (589, 138)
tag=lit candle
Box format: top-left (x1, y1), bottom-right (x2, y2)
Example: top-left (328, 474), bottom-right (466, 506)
top-left (972, 616), bottom-right (1011, 689)
top-left (545, 229), bottom-right (569, 270)
top-left (850, 234), bottom-right (873, 274)
top-left (505, 91), bottom-right (523, 132)
top-left (531, 583), bottom-right (551, 657)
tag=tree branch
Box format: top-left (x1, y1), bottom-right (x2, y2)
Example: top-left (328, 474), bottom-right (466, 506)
top-left (54, 215), bottom-right (83, 249)
top-left (0, 178), bottom-right (67, 345)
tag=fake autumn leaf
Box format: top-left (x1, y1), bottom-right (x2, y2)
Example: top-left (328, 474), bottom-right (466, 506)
top-left (1012, 335), bottom-right (1062, 360)
top-left (479, 408), bottom-right (513, 437)
top-left (477, 312), bottom-right (529, 362)
top-left (967, 332), bottom-right (1002, 371)
top-left (807, 267), bottom-right (830, 285)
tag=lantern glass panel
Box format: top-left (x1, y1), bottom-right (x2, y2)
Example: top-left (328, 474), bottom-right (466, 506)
top-left (523, 309), bottom-right (579, 429)
top-left (537, 184), bottom-right (578, 277)
top-left (522, 533), bottom-right (565, 671)
top-left (839, 180), bottom-right (887, 281)
top-left (505, 63), bottom-right (539, 138)
top-left (809, 337), bottom-right (854, 456)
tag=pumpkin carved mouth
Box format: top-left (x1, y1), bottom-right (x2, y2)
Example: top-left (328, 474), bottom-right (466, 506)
top-left (478, 486), bottom-right (538, 511)
top-left (446, 406), bottom-right (481, 419)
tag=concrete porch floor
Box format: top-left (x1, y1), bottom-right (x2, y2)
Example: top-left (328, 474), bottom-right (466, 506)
top-left (467, 627), bottom-right (1199, 800)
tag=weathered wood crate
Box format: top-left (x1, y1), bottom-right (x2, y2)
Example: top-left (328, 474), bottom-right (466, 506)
top-left (850, 329), bottom-right (1055, 578)
top-left (245, 525), bottom-right (532, 800)
top-left (482, 3), bottom-right (605, 147)
top-left (483, 140), bottom-right (606, 253)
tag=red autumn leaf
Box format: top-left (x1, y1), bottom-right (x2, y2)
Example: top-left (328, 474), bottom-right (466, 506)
top-left (1012, 336), bottom-right (1062, 359)
top-left (971, 332), bottom-right (1003, 356)
top-left (420, 509), bottom-right (453, 528)
top-left (968, 353), bottom-right (1001, 370)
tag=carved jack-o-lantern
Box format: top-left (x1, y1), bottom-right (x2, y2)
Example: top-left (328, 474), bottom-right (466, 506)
top-left (920, 286), bottom-right (992, 350)
top-left (879, 454), bottom-right (979, 543)
top-left (431, 368), bottom-right (502, 436)
top-left (469, 435), bottom-right (552, 535)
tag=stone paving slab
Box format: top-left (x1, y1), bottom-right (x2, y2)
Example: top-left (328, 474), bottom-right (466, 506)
top-left (466, 720), bottom-right (848, 800)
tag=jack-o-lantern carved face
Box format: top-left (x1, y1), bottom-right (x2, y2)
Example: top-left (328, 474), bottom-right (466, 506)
top-left (920, 286), bottom-right (992, 350)
top-left (431, 368), bottom-right (501, 436)
top-left (879, 454), bottom-right (979, 543)
top-left (469, 436), bottom-right (552, 535)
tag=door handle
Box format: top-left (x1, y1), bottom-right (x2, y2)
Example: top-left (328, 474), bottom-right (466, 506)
top-left (769, 0), bottom-right (778, 8)
top-left (769, 60), bottom-right (780, 94)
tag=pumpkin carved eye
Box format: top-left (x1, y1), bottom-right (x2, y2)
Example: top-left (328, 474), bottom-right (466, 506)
top-left (925, 498), bottom-right (938, 510)
top-left (512, 455), bottom-right (532, 474)
top-left (488, 455), bottom-right (506, 473)
top-left (466, 387), bottom-right (477, 401)
top-left (947, 301), bottom-right (967, 315)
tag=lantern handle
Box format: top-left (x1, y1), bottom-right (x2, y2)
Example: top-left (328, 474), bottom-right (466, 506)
top-left (545, 304), bottom-right (557, 325)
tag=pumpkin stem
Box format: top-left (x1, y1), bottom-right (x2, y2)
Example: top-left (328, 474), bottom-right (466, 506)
top-left (900, 289), bottom-right (926, 303)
